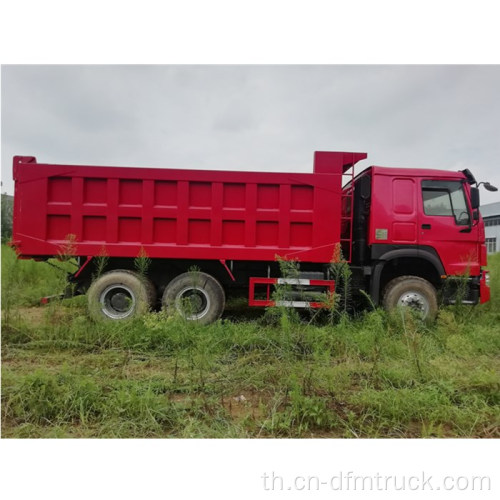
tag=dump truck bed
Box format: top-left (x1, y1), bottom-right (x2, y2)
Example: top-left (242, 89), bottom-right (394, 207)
top-left (12, 153), bottom-right (363, 263)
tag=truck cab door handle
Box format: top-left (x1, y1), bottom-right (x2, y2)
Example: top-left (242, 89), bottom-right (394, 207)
top-left (421, 224), bottom-right (431, 230)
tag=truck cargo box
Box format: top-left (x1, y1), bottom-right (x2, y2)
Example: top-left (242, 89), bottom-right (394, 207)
top-left (12, 152), bottom-right (366, 263)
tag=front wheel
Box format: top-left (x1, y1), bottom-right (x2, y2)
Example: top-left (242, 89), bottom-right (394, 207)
top-left (382, 276), bottom-right (438, 321)
top-left (162, 272), bottom-right (225, 324)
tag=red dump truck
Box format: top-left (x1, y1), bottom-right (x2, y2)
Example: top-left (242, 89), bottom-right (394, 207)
top-left (11, 151), bottom-right (494, 323)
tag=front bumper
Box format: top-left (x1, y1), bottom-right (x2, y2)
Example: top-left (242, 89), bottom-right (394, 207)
top-left (479, 270), bottom-right (491, 304)
top-left (441, 271), bottom-right (490, 305)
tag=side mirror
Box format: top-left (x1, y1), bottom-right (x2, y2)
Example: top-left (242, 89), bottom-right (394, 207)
top-left (470, 187), bottom-right (480, 210)
top-left (483, 182), bottom-right (498, 192)
top-left (473, 210), bottom-right (479, 221)
top-left (477, 181), bottom-right (498, 192)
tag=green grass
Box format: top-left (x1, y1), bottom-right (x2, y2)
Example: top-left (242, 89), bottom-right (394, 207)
top-left (2, 246), bottom-right (500, 438)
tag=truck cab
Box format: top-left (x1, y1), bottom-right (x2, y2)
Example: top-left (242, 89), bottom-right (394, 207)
top-left (349, 165), bottom-right (491, 317)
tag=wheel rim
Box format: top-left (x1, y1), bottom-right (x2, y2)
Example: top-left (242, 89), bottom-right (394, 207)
top-left (397, 291), bottom-right (430, 318)
top-left (99, 284), bottom-right (136, 319)
top-left (175, 286), bottom-right (210, 320)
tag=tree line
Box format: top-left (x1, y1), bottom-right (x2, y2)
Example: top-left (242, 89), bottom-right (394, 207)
top-left (1, 194), bottom-right (13, 242)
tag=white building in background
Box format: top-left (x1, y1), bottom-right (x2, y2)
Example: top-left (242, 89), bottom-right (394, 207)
top-left (481, 201), bottom-right (500, 254)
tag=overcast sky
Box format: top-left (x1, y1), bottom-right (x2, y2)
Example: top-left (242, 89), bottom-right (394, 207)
top-left (2, 65), bottom-right (500, 204)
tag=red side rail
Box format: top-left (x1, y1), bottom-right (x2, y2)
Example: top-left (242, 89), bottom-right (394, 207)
top-left (248, 277), bottom-right (335, 308)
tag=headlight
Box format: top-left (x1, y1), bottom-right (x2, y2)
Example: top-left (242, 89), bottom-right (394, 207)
top-left (484, 271), bottom-right (490, 287)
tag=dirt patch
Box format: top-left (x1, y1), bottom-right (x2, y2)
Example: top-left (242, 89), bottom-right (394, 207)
top-left (13, 307), bottom-right (46, 325)
top-left (165, 390), bottom-right (268, 423)
top-left (221, 391), bottom-right (268, 422)
top-left (3, 305), bottom-right (73, 327)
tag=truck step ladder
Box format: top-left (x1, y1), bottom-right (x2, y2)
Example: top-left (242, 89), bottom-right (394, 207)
top-left (340, 156), bottom-right (356, 262)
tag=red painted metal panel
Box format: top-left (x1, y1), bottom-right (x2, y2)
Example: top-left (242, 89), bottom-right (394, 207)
top-left (13, 153), bottom-right (366, 263)
top-left (368, 166), bottom-right (483, 276)
top-left (314, 151), bottom-right (367, 174)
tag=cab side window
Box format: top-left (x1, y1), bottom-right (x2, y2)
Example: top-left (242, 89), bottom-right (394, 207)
top-left (422, 180), bottom-right (470, 226)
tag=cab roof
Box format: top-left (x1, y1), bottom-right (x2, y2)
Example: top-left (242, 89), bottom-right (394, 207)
top-left (369, 166), bottom-right (467, 180)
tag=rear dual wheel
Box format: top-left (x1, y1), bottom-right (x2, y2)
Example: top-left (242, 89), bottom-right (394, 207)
top-left (162, 272), bottom-right (225, 325)
top-left (87, 270), bottom-right (156, 321)
top-left (87, 269), bottom-right (225, 325)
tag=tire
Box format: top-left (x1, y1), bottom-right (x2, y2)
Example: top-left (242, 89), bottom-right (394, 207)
top-left (111, 269), bottom-right (157, 307)
top-left (87, 270), bottom-right (156, 321)
top-left (382, 275), bottom-right (438, 321)
top-left (162, 272), bottom-right (225, 324)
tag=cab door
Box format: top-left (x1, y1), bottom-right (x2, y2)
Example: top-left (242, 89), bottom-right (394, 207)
top-left (418, 179), bottom-right (480, 276)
